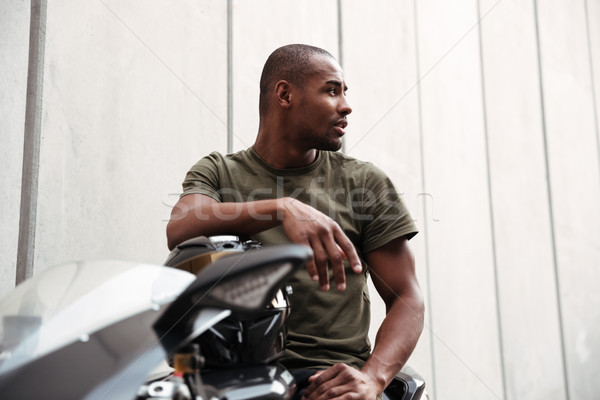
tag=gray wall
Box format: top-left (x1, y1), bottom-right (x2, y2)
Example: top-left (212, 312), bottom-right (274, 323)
top-left (1, 0), bottom-right (29, 302)
top-left (1, 1), bottom-right (599, 399)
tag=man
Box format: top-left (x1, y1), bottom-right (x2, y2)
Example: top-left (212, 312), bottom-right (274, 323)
top-left (167, 44), bottom-right (424, 399)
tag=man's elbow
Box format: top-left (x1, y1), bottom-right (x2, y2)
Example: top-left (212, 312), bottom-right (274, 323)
top-left (167, 240), bottom-right (176, 252)
top-left (417, 298), bottom-right (425, 332)
top-left (166, 221), bottom-right (181, 251)
top-left (412, 287), bottom-right (426, 333)
top-left (391, 286), bottom-right (425, 331)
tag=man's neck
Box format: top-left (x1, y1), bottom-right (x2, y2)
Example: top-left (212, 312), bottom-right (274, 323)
top-left (254, 127), bottom-right (317, 169)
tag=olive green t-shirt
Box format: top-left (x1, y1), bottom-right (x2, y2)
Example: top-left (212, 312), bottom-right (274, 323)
top-left (181, 147), bottom-right (417, 370)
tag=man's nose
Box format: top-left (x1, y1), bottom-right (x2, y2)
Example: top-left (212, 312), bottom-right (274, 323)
top-left (339, 96), bottom-right (352, 116)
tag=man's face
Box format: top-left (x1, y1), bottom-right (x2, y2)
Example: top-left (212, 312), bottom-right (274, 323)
top-left (292, 55), bottom-right (352, 152)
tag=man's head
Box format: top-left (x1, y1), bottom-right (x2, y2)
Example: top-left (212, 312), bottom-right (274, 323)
top-left (259, 44), bottom-right (335, 117)
top-left (258, 44), bottom-right (352, 153)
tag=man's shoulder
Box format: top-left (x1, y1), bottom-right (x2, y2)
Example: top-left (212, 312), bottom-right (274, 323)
top-left (226, 148), bottom-right (253, 160)
top-left (324, 151), bottom-right (386, 176)
top-left (193, 148), bottom-right (253, 168)
top-left (325, 151), bottom-right (366, 166)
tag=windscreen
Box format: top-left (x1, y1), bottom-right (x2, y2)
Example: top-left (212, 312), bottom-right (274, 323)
top-left (0, 260), bottom-right (194, 373)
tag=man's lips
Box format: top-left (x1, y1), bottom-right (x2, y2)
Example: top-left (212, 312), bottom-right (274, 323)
top-left (334, 119), bottom-right (348, 135)
top-left (335, 119), bottom-right (348, 129)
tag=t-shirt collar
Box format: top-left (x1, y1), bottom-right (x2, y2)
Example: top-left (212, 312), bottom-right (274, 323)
top-left (248, 147), bottom-right (325, 176)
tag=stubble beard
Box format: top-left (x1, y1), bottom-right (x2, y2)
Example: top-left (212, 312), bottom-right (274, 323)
top-left (299, 123), bottom-right (343, 152)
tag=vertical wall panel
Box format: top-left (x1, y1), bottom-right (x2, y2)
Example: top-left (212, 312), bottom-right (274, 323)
top-left (536, 1), bottom-right (600, 398)
top-left (340, 0), bottom-right (432, 385)
top-left (588, 0), bottom-right (600, 173)
top-left (0, 0), bottom-right (30, 295)
top-left (33, 0), bottom-right (228, 269)
top-left (231, 0), bottom-right (338, 152)
top-left (479, 0), bottom-right (566, 398)
top-left (416, 0), bottom-right (503, 398)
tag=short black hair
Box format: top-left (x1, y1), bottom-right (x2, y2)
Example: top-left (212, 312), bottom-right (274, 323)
top-left (259, 44), bottom-right (335, 116)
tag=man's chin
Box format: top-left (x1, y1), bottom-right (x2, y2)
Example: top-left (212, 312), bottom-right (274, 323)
top-left (317, 139), bottom-right (343, 152)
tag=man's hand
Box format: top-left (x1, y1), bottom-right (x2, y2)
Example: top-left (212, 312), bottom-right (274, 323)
top-left (302, 364), bottom-right (381, 400)
top-left (279, 198), bottom-right (362, 291)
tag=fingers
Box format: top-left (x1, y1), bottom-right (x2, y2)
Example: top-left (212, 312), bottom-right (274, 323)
top-left (281, 199), bottom-right (362, 291)
top-left (310, 226), bottom-right (348, 291)
top-left (322, 236), bottom-right (346, 291)
top-left (308, 370), bottom-right (325, 381)
top-left (309, 238), bottom-right (330, 290)
top-left (302, 364), bottom-right (378, 400)
top-left (311, 232), bottom-right (362, 291)
top-left (334, 229), bottom-right (362, 274)
top-left (303, 367), bottom-right (338, 399)
top-left (320, 224), bottom-right (363, 291)
top-left (300, 239), bottom-right (320, 284)
top-left (303, 364), bottom-right (362, 400)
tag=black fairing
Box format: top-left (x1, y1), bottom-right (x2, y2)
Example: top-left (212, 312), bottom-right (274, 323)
top-left (198, 307), bottom-right (286, 367)
top-left (164, 236), bottom-right (261, 268)
top-left (382, 369), bottom-right (427, 400)
top-left (202, 363), bottom-right (296, 400)
top-left (154, 244), bottom-right (312, 354)
top-left (164, 236), bottom-right (219, 266)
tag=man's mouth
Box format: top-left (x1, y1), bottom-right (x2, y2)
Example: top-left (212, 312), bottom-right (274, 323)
top-left (334, 119), bottom-right (348, 135)
top-left (335, 119), bottom-right (348, 129)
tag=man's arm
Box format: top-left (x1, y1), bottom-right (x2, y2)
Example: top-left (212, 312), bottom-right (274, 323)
top-left (303, 236), bottom-right (424, 399)
top-left (166, 193), bottom-right (280, 250)
top-left (362, 236), bottom-right (424, 391)
top-left (166, 193), bottom-right (362, 291)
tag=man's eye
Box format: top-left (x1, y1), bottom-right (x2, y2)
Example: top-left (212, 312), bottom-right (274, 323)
top-left (328, 88), bottom-right (337, 94)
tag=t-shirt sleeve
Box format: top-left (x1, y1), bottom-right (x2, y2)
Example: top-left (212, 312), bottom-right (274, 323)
top-left (180, 152), bottom-right (223, 202)
top-left (358, 165), bottom-right (418, 254)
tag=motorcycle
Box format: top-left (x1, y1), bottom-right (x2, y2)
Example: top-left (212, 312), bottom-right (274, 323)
top-left (0, 236), bottom-right (426, 399)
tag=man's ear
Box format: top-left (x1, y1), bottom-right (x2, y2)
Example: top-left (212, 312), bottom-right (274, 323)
top-left (275, 80), bottom-right (293, 109)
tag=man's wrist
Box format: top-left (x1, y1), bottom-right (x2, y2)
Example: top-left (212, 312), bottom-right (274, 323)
top-left (275, 197), bottom-right (289, 222)
top-left (360, 365), bottom-right (388, 395)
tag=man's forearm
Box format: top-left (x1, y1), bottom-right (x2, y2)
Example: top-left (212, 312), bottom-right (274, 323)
top-left (167, 199), bottom-right (283, 250)
top-left (361, 293), bottom-right (424, 393)
top-left (167, 194), bottom-right (362, 292)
